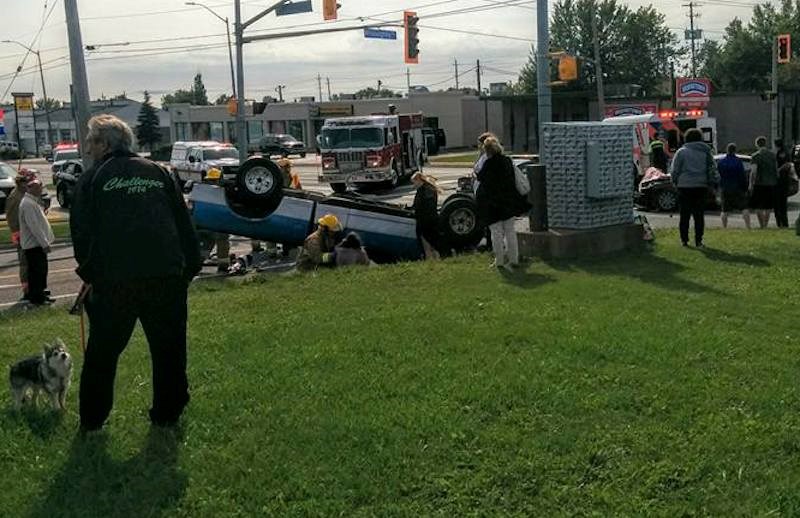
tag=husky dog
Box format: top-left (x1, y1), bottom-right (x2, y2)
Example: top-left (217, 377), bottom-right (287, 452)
top-left (9, 339), bottom-right (73, 411)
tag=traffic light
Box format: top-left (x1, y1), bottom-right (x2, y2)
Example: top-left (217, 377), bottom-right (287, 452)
top-left (323, 0), bottom-right (339, 21)
top-left (404, 11), bottom-right (419, 64)
top-left (558, 56), bottom-right (578, 81)
top-left (778, 34), bottom-right (791, 64)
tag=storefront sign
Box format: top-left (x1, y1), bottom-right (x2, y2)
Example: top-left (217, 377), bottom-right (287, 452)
top-left (676, 78), bottom-right (711, 107)
top-left (317, 104), bottom-right (354, 117)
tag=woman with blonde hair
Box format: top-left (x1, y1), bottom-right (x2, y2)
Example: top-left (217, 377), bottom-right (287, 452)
top-left (412, 171), bottom-right (443, 260)
top-left (476, 137), bottom-right (530, 270)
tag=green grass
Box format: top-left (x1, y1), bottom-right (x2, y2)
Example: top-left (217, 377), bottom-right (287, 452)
top-left (0, 222), bottom-right (70, 245)
top-left (430, 151), bottom-right (479, 163)
top-left (2, 229), bottom-right (800, 516)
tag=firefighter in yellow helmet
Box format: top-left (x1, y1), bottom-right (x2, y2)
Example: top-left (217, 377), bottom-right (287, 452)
top-left (296, 214), bottom-right (342, 271)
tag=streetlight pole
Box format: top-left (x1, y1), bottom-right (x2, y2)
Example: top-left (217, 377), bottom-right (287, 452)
top-left (185, 2), bottom-right (237, 100)
top-left (536, 0), bottom-right (552, 153)
top-left (3, 40), bottom-right (54, 151)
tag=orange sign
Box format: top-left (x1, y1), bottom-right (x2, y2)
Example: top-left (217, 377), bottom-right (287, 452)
top-left (323, 0), bottom-right (338, 21)
top-left (227, 97), bottom-right (238, 116)
top-left (558, 56), bottom-right (578, 81)
top-left (13, 94), bottom-right (34, 112)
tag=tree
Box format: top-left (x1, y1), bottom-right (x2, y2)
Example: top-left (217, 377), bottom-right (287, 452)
top-left (214, 93), bottom-right (233, 105)
top-left (354, 87), bottom-right (402, 99)
top-left (161, 73), bottom-right (210, 107)
top-left (35, 98), bottom-right (63, 111)
top-left (515, 0), bottom-right (681, 96)
top-left (136, 91), bottom-right (162, 152)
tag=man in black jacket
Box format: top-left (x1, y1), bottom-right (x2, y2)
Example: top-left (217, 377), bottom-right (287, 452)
top-left (71, 114), bottom-right (202, 432)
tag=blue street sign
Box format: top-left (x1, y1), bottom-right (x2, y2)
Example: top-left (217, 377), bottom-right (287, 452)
top-left (275, 0), bottom-right (313, 16)
top-left (364, 28), bottom-right (398, 40)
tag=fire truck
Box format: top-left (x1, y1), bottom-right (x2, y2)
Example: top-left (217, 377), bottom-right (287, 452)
top-left (318, 112), bottom-right (426, 193)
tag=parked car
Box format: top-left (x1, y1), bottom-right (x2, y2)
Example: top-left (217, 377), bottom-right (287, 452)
top-left (0, 162), bottom-right (51, 213)
top-left (187, 157), bottom-right (485, 262)
top-left (634, 153), bottom-right (746, 212)
top-left (250, 134), bottom-right (307, 158)
top-left (53, 159), bottom-right (84, 209)
top-left (0, 161), bottom-right (16, 213)
top-left (51, 147), bottom-right (81, 173)
top-left (170, 141), bottom-right (239, 184)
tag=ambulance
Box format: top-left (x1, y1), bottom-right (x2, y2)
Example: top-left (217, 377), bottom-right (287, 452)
top-left (603, 109), bottom-right (718, 176)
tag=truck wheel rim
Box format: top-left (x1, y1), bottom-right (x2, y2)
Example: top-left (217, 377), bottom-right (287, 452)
top-left (244, 166), bottom-right (274, 194)
top-left (449, 208), bottom-right (475, 235)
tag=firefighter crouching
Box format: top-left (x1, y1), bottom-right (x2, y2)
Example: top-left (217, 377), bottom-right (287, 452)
top-left (296, 214), bottom-right (341, 271)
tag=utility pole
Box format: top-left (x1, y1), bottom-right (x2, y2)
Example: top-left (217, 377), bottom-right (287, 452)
top-left (275, 85), bottom-right (285, 102)
top-left (326, 77), bottom-right (331, 101)
top-left (536, 0), bottom-right (552, 152)
top-left (2, 41), bottom-right (54, 150)
top-left (64, 0), bottom-right (93, 167)
top-left (454, 58), bottom-right (459, 89)
top-left (685, 1), bottom-right (699, 77)
top-left (406, 68), bottom-right (411, 95)
top-left (234, 0), bottom-right (246, 162)
top-left (377, 79), bottom-right (382, 97)
top-left (477, 59), bottom-right (488, 131)
top-left (591, 11), bottom-right (606, 120)
top-left (772, 35), bottom-right (779, 147)
top-left (317, 74), bottom-right (323, 102)
top-left (185, 2), bottom-right (236, 99)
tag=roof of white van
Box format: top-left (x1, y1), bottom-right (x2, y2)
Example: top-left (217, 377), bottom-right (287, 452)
top-left (602, 114), bottom-right (659, 125)
top-left (173, 141), bottom-right (222, 147)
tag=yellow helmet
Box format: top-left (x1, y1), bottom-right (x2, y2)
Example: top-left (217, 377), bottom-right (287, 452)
top-left (318, 214), bottom-right (342, 231)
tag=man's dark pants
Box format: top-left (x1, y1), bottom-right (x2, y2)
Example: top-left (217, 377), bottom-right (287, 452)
top-left (79, 277), bottom-right (190, 430)
top-left (774, 189), bottom-right (789, 227)
top-left (678, 187), bottom-right (707, 245)
top-left (24, 247), bottom-right (47, 305)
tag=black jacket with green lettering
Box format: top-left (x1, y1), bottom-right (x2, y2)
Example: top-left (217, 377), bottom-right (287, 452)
top-left (70, 151), bottom-right (202, 284)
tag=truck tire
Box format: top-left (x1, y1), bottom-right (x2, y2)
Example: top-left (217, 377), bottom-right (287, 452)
top-left (237, 157), bottom-right (283, 202)
top-left (382, 161), bottom-right (400, 190)
top-left (331, 183), bottom-right (347, 193)
top-left (439, 196), bottom-right (484, 250)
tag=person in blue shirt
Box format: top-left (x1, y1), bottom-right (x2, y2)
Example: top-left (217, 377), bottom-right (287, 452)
top-left (717, 143), bottom-right (751, 229)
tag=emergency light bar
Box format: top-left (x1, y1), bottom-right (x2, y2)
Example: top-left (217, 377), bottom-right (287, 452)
top-left (659, 110), bottom-right (706, 119)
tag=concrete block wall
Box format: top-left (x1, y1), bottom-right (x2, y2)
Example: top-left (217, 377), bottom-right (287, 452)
top-left (543, 122), bottom-right (634, 230)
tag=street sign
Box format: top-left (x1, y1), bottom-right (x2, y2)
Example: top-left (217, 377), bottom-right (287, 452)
top-left (275, 0), bottom-right (312, 16)
top-left (364, 28), bottom-right (397, 40)
top-left (684, 29), bottom-right (703, 40)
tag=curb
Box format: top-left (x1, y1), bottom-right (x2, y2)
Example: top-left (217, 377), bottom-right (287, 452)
top-left (429, 162), bottom-right (473, 169)
top-left (0, 238), bottom-right (72, 252)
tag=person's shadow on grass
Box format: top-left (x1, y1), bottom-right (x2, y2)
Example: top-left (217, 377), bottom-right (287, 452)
top-left (5, 407), bottom-right (65, 440)
top-left (498, 264), bottom-right (556, 288)
top-left (28, 427), bottom-right (187, 518)
top-left (695, 246), bottom-right (771, 267)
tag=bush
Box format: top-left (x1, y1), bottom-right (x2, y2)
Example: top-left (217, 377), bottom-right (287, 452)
top-left (0, 149), bottom-right (22, 160)
top-left (149, 144), bottom-right (173, 162)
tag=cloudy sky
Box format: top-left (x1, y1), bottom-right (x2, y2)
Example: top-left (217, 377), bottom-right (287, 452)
top-left (1, 0), bottom-right (762, 106)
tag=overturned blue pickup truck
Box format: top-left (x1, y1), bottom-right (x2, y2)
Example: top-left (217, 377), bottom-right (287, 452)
top-left (186, 157), bottom-right (485, 262)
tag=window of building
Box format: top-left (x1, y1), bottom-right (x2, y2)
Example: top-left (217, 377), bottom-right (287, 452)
top-left (287, 120), bottom-right (305, 142)
top-left (248, 120), bottom-right (264, 142)
top-left (209, 122), bottom-right (224, 142)
top-left (227, 122), bottom-right (238, 145)
top-left (269, 121), bottom-right (286, 134)
top-left (191, 122), bottom-right (211, 140)
top-left (175, 123), bottom-right (189, 141)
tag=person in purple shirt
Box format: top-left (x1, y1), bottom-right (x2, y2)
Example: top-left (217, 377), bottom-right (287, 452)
top-left (717, 143), bottom-right (751, 229)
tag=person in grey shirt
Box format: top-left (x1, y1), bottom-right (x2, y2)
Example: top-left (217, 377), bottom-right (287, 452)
top-left (670, 128), bottom-right (719, 247)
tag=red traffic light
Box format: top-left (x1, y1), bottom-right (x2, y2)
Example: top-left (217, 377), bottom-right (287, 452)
top-left (778, 34), bottom-right (791, 64)
top-left (404, 11), bottom-right (419, 64)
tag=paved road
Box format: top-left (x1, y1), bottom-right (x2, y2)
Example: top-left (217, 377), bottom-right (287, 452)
top-left (0, 158), bottom-right (471, 309)
top-left (2, 157), bottom-right (796, 308)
